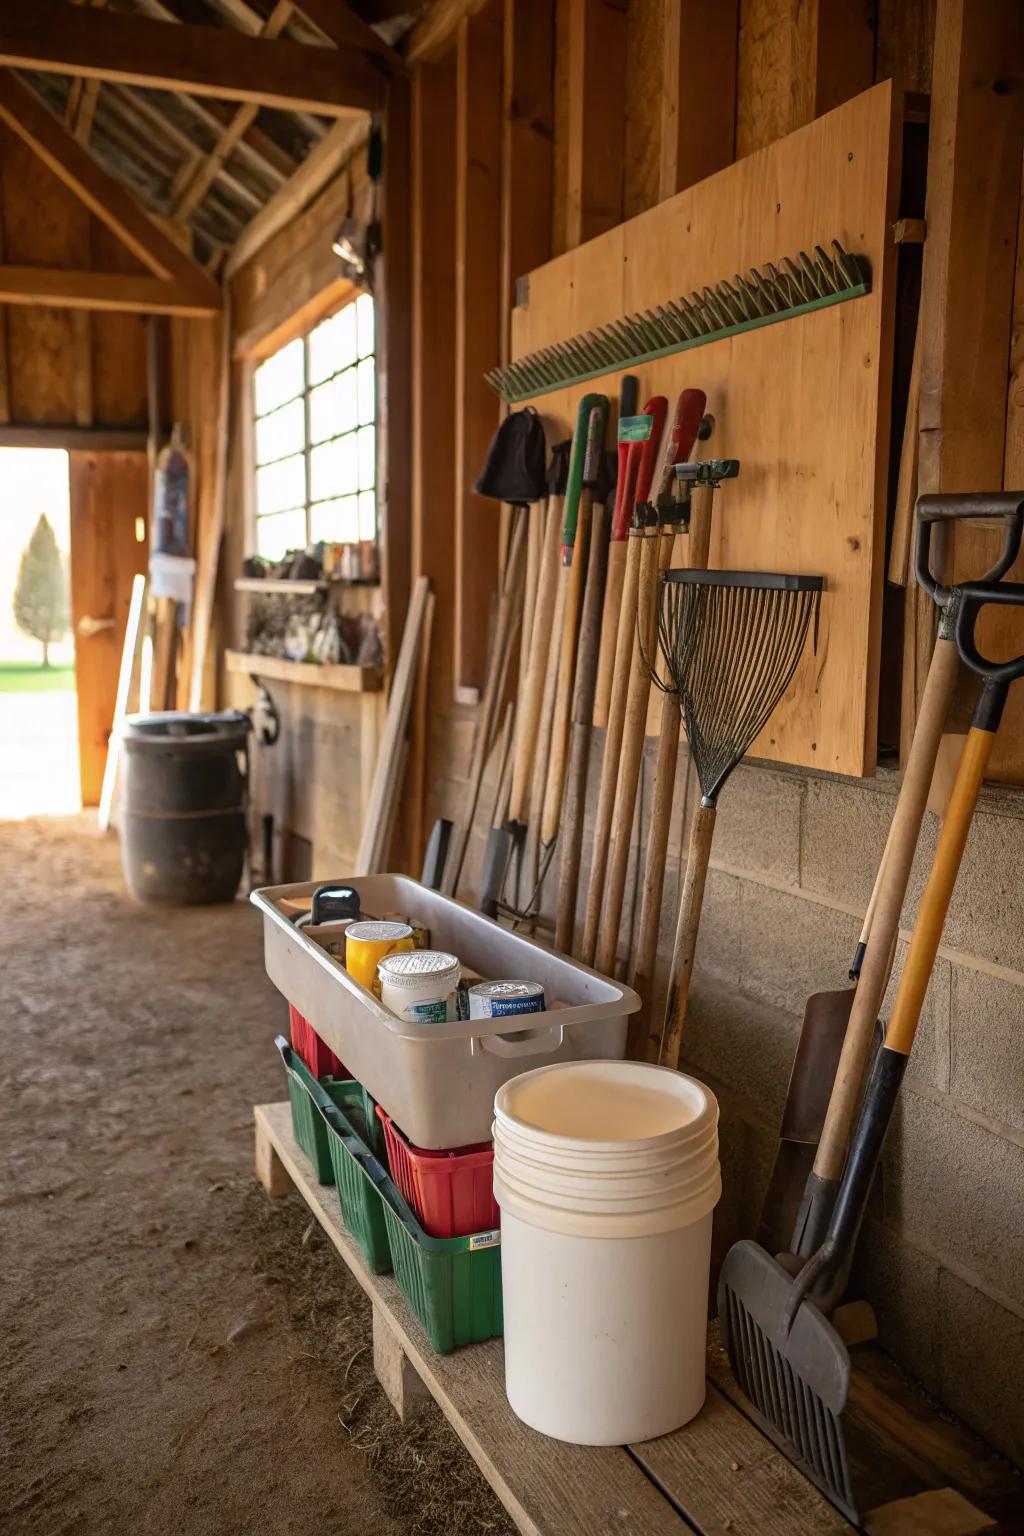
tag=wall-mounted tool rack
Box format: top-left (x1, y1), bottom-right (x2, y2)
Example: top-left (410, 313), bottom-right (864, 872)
top-left (509, 83), bottom-right (902, 778)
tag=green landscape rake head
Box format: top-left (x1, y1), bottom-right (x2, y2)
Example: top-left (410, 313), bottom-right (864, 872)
top-left (487, 243), bottom-right (868, 404)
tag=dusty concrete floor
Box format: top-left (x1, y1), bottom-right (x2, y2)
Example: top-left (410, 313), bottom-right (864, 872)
top-left (0, 815), bottom-right (513, 1536)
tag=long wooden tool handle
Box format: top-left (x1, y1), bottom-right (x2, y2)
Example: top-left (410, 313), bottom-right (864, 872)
top-left (580, 530), bottom-right (644, 964)
top-left (509, 494), bottom-right (562, 823)
top-left (442, 511), bottom-right (527, 897)
top-left (813, 634), bottom-right (960, 1179)
top-left (627, 483), bottom-right (715, 1053)
top-left (593, 543), bottom-right (627, 728)
top-left (520, 575), bottom-right (567, 927)
top-left (594, 526), bottom-right (662, 976)
top-left (885, 724), bottom-right (994, 1055)
top-left (542, 495), bottom-right (593, 845)
top-left (658, 802), bottom-right (717, 1069)
top-left (555, 501), bottom-right (610, 951)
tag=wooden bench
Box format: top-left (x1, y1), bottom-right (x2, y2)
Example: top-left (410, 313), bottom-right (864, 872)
top-left (255, 1103), bottom-right (1019, 1536)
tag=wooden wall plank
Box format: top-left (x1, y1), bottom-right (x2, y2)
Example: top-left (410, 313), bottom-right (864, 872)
top-left (69, 451), bottom-right (149, 805)
top-left (551, 0), bottom-right (571, 255)
top-left (379, 77), bottom-right (414, 670)
top-left (565, 0), bottom-right (626, 249)
top-left (623, 0), bottom-right (663, 219)
top-left (876, 0), bottom-right (937, 94)
top-left (658, 0), bottom-right (738, 204)
top-left (454, 2), bottom-right (503, 695)
top-left (910, 0), bottom-right (1024, 783)
top-left (501, 0), bottom-right (554, 348)
top-left (736, 0), bottom-right (874, 158)
top-left (90, 219), bottom-right (150, 428)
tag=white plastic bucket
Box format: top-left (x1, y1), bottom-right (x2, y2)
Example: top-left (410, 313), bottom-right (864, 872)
top-left (493, 1059), bottom-right (720, 1445)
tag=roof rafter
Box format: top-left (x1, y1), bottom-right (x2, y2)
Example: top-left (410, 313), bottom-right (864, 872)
top-left (0, 265), bottom-right (219, 315)
top-left (0, 71), bottom-right (221, 311)
top-left (0, 1), bottom-right (385, 116)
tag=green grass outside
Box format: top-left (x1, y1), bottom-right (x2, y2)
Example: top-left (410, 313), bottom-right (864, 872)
top-left (0, 662), bottom-right (76, 693)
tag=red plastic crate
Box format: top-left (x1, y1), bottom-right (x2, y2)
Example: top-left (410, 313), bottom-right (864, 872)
top-left (376, 1105), bottom-right (499, 1239)
top-left (288, 1003), bottom-right (347, 1079)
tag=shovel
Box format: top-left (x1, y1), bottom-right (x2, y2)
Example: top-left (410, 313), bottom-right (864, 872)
top-left (758, 492), bottom-right (1024, 1260)
top-left (719, 573), bottom-right (1024, 1520)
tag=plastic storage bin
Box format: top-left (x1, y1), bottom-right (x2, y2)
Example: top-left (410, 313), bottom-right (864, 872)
top-left (283, 1056), bottom-right (352, 1184)
top-left (289, 1003), bottom-right (346, 1079)
top-left (377, 1106), bottom-right (499, 1238)
top-left (253, 874), bottom-right (641, 1147)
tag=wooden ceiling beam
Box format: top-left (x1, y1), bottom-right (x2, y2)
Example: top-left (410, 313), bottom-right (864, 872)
top-left (292, 0), bottom-right (404, 67)
top-left (0, 265), bottom-right (220, 315)
top-left (0, 1), bottom-right (385, 115)
top-left (0, 71), bottom-right (220, 307)
top-left (405, 0), bottom-right (488, 65)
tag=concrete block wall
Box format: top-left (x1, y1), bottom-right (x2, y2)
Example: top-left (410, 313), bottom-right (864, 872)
top-left (438, 732), bottom-right (1024, 1466)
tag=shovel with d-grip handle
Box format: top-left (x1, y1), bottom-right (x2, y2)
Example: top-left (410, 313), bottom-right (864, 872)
top-left (578, 396), bottom-right (669, 965)
top-left (720, 572), bottom-right (1024, 1521)
top-left (759, 492), bottom-right (1024, 1260)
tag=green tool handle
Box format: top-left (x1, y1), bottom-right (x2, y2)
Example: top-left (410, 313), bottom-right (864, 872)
top-left (562, 392), bottom-right (607, 559)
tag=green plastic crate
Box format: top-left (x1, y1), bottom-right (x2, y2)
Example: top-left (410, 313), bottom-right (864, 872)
top-left (381, 1196), bottom-right (502, 1355)
top-left (284, 1063), bottom-right (353, 1183)
top-left (275, 1037), bottom-right (503, 1353)
top-left (324, 1108), bottom-right (393, 1275)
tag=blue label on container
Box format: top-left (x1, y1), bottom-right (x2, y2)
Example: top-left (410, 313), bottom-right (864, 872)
top-left (486, 996), bottom-right (543, 1016)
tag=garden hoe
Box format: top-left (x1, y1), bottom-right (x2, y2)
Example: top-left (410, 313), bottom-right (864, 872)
top-left (720, 572), bottom-right (1024, 1521)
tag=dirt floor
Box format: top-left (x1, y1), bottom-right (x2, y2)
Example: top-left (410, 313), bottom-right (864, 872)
top-left (0, 815), bottom-right (514, 1536)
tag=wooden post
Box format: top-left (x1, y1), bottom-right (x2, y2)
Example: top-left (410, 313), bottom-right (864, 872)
top-left (905, 0), bottom-right (1024, 773)
top-left (501, 0), bottom-right (554, 352)
top-left (254, 1112), bottom-right (294, 1197)
top-left (372, 1302), bottom-right (431, 1422)
top-left (565, 0), bottom-right (626, 249)
top-left (378, 77), bottom-right (413, 674)
top-left (454, 1), bottom-right (503, 698)
top-left (658, 0), bottom-right (738, 203)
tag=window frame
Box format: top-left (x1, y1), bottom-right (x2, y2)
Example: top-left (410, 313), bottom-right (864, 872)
top-left (249, 293), bottom-right (376, 560)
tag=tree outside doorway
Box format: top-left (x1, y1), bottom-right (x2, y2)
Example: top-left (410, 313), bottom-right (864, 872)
top-left (0, 448), bottom-right (80, 817)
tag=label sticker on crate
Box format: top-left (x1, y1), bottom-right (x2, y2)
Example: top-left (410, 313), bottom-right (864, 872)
top-left (468, 1230), bottom-right (501, 1251)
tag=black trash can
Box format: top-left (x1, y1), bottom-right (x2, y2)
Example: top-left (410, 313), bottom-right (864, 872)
top-left (119, 711), bottom-right (251, 905)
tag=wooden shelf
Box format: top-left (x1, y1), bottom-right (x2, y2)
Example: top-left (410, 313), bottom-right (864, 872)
top-left (224, 650), bottom-right (383, 692)
top-left (234, 577), bottom-right (327, 595)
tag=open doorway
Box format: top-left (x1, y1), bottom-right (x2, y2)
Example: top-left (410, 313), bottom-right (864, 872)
top-left (0, 447), bottom-right (80, 819)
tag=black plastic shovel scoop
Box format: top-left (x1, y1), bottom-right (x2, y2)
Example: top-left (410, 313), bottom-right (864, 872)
top-left (719, 572), bottom-right (1024, 1520)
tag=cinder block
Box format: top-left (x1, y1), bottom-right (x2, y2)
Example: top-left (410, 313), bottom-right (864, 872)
top-left (850, 1216), bottom-right (942, 1397)
top-left (710, 763), bottom-right (803, 886)
top-left (883, 1091), bottom-right (1024, 1305)
top-left (681, 975), bottom-right (800, 1134)
top-left (949, 966), bottom-right (1024, 1133)
top-left (937, 1267), bottom-right (1024, 1467)
top-left (799, 775), bottom-right (897, 909)
top-left (688, 867), bottom-right (745, 989)
top-left (709, 1109), bottom-right (747, 1274)
top-left (881, 939), bottom-right (951, 1095)
top-left (732, 880), bottom-right (862, 1016)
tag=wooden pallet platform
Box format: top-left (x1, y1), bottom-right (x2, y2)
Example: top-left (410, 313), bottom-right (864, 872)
top-left (255, 1102), bottom-right (1021, 1536)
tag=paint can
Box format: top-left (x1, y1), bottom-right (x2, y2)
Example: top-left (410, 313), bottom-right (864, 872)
top-left (345, 920), bottom-right (415, 995)
top-left (378, 950), bottom-right (462, 1024)
top-left (468, 981), bottom-right (545, 1019)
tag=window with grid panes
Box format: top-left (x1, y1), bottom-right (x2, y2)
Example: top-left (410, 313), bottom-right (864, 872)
top-left (252, 294), bottom-right (376, 560)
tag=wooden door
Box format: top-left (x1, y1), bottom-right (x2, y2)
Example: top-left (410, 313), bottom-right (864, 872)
top-left (69, 451), bottom-right (148, 805)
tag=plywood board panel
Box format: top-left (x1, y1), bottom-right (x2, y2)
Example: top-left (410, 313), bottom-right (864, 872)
top-left (509, 82), bottom-right (900, 777)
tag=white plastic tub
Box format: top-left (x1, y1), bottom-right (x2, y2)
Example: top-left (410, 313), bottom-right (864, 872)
top-left (251, 876), bottom-right (640, 1148)
top-left (493, 1060), bottom-right (721, 1445)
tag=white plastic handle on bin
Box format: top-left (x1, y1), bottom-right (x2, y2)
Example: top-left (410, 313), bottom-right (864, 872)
top-left (471, 1024), bottom-right (565, 1058)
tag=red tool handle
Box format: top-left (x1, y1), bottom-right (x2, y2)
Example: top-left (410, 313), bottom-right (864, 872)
top-left (612, 445), bottom-right (641, 542)
top-left (655, 389), bottom-right (707, 502)
top-left (635, 395), bottom-right (668, 505)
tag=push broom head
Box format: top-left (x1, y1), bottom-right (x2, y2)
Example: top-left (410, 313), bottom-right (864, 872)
top-left (654, 570), bottom-right (823, 804)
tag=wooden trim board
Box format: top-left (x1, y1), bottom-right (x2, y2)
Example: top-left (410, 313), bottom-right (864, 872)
top-left (509, 82), bottom-right (901, 778)
top-left (254, 1100), bottom-right (853, 1536)
top-left (224, 649), bottom-right (383, 692)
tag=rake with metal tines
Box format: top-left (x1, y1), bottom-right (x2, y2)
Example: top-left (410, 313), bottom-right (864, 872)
top-left (486, 242), bottom-right (868, 403)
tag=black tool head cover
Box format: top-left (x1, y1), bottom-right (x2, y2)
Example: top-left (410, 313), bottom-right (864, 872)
top-left (474, 406), bottom-right (548, 505)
